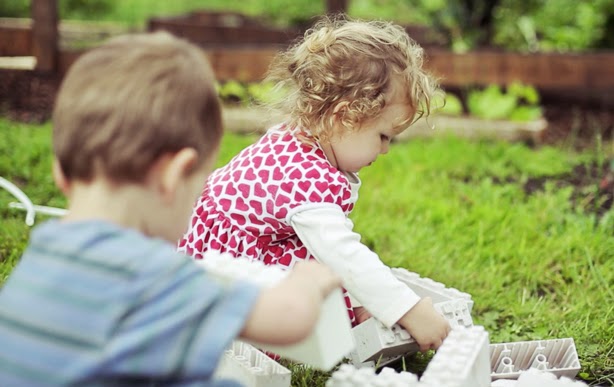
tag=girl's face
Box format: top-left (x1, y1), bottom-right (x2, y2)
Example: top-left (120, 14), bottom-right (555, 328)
top-left (326, 80), bottom-right (414, 173)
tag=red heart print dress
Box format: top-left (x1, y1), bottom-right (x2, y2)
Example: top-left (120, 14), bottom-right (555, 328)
top-left (179, 126), bottom-right (358, 325)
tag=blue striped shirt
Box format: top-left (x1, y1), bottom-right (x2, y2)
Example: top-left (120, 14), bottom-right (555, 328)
top-left (0, 220), bottom-right (260, 386)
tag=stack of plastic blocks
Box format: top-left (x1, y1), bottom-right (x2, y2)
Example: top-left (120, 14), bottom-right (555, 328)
top-left (420, 325), bottom-right (491, 387)
top-left (330, 326), bottom-right (491, 387)
top-left (391, 268), bottom-right (474, 312)
top-left (196, 250), bottom-right (355, 371)
top-left (214, 341), bottom-right (291, 387)
top-left (490, 338), bottom-right (581, 381)
top-left (491, 368), bottom-right (588, 386)
top-left (349, 298), bottom-right (474, 365)
top-left (326, 364), bottom-right (420, 387)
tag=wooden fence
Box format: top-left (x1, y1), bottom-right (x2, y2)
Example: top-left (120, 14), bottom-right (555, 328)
top-left (1, 11), bottom-right (613, 105)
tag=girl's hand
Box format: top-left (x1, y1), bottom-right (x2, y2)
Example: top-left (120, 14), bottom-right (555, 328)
top-left (397, 297), bottom-right (451, 351)
top-left (353, 306), bottom-right (373, 324)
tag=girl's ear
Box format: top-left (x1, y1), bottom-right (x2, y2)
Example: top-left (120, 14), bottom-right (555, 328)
top-left (331, 100), bottom-right (351, 132)
top-left (155, 148), bottom-right (198, 204)
top-left (52, 158), bottom-right (71, 196)
top-left (332, 100), bottom-right (350, 117)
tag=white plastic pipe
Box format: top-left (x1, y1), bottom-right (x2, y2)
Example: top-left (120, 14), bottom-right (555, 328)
top-left (8, 202), bottom-right (67, 218)
top-left (0, 177), bottom-right (36, 226)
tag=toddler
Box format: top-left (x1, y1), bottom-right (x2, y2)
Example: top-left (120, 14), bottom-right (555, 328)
top-left (179, 17), bottom-right (450, 351)
top-left (0, 32), bottom-right (340, 386)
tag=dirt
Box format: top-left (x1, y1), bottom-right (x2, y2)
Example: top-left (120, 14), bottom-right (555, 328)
top-left (514, 162), bottom-right (613, 218)
top-left (1, 69), bottom-right (613, 216)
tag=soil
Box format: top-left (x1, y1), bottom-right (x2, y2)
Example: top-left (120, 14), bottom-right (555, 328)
top-left (1, 69), bottom-right (613, 215)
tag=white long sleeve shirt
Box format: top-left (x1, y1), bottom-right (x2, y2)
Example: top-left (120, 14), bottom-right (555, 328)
top-left (287, 203), bottom-right (421, 328)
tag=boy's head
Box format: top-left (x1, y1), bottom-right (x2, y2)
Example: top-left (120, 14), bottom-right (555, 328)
top-left (266, 16), bottom-right (440, 142)
top-left (53, 31), bottom-right (222, 184)
top-left (52, 32), bottom-right (223, 241)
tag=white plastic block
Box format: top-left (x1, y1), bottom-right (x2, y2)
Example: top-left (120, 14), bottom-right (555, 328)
top-left (350, 299), bottom-right (473, 363)
top-left (391, 268), bottom-right (474, 312)
top-left (346, 351), bottom-right (403, 370)
top-left (420, 325), bottom-right (491, 387)
top-left (513, 368), bottom-right (588, 386)
top-left (214, 341), bottom-right (291, 387)
top-left (490, 338), bottom-right (581, 380)
top-left (326, 364), bottom-right (420, 387)
top-left (433, 299), bottom-right (474, 328)
top-left (255, 287), bottom-right (354, 371)
top-left (350, 316), bottom-right (419, 363)
top-left (491, 379), bottom-right (519, 387)
top-left (198, 251), bottom-right (355, 371)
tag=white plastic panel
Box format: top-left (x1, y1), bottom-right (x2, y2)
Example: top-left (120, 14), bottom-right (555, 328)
top-left (214, 341), bottom-right (291, 387)
top-left (490, 338), bottom-right (581, 380)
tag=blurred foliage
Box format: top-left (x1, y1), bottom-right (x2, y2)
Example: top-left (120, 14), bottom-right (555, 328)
top-left (432, 93), bottom-right (464, 117)
top-left (217, 81), bottom-right (287, 106)
top-left (466, 82), bottom-right (542, 122)
top-left (493, 0), bottom-right (614, 52)
top-left (404, 0), bottom-right (500, 52)
top-left (0, 0), bottom-right (29, 18)
top-left (404, 0), bottom-right (614, 52)
top-left (0, 0), bottom-right (112, 20)
top-left (0, 0), bottom-right (612, 51)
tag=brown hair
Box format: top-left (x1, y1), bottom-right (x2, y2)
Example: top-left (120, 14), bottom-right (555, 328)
top-left (52, 31), bottom-right (222, 183)
top-left (266, 16), bottom-right (440, 141)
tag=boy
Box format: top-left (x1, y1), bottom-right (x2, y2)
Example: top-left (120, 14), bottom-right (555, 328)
top-left (0, 32), bottom-right (340, 386)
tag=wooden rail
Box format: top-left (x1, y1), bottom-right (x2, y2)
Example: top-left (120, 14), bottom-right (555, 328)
top-left (2, 13), bottom-right (613, 104)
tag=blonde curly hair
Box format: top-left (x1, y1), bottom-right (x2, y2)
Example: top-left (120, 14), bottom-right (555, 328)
top-left (265, 16), bottom-right (440, 142)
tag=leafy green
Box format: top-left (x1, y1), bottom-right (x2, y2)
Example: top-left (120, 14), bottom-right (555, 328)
top-left (466, 83), bottom-right (542, 122)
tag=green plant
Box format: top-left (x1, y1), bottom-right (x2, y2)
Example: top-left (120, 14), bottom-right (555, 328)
top-left (493, 0), bottom-right (614, 52)
top-left (466, 82), bottom-right (542, 122)
top-left (0, 0), bottom-right (29, 18)
top-left (218, 80), bottom-right (250, 106)
top-left (433, 92), bottom-right (464, 116)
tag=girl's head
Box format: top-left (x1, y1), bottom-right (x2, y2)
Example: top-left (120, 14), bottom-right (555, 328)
top-left (267, 16), bottom-right (440, 144)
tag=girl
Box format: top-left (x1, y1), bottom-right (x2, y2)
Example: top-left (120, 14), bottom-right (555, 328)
top-left (179, 17), bottom-right (450, 351)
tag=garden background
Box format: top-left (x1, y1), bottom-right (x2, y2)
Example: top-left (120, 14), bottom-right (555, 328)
top-left (0, 0), bottom-right (613, 385)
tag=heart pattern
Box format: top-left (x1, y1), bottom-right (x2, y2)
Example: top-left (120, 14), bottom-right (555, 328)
top-left (178, 126), bottom-right (360, 325)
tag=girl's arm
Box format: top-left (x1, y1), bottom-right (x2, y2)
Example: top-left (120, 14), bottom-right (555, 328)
top-left (288, 204), bottom-right (420, 328)
top-left (290, 205), bottom-right (450, 350)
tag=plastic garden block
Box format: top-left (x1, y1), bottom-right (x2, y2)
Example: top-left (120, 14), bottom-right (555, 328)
top-left (214, 341), bottom-right (291, 387)
top-left (490, 338), bottom-right (581, 381)
top-left (434, 299), bottom-right (474, 328)
top-left (491, 368), bottom-right (589, 386)
top-left (197, 251), bottom-right (355, 371)
top-left (513, 368), bottom-right (588, 386)
top-left (350, 299), bottom-right (474, 363)
top-left (420, 325), bottom-right (491, 387)
top-left (391, 268), bottom-right (474, 312)
top-left (254, 287), bottom-right (354, 371)
top-left (326, 364), bottom-right (419, 387)
top-left (350, 316), bottom-right (420, 363)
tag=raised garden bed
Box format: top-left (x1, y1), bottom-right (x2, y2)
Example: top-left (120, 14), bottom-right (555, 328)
top-left (221, 106), bottom-right (548, 144)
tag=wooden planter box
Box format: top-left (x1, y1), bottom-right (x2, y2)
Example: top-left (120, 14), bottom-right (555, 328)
top-left (221, 106), bottom-right (548, 143)
top-left (148, 11), bottom-right (301, 48)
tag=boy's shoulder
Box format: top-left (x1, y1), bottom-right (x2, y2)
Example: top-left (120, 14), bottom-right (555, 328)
top-left (25, 219), bottom-right (183, 280)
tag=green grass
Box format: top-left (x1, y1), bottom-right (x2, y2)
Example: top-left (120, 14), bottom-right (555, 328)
top-left (0, 118), bottom-right (612, 385)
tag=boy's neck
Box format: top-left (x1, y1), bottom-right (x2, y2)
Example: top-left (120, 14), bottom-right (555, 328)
top-left (62, 179), bottom-right (153, 233)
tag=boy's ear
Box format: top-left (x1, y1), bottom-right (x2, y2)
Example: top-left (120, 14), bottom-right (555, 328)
top-left (157, 148), bottom-right (198, 204)
top-left (52, 158), bottom-right (71, 196)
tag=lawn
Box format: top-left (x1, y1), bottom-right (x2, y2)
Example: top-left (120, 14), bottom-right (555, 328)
top-left (0, 118), bottom-right (612, 385)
